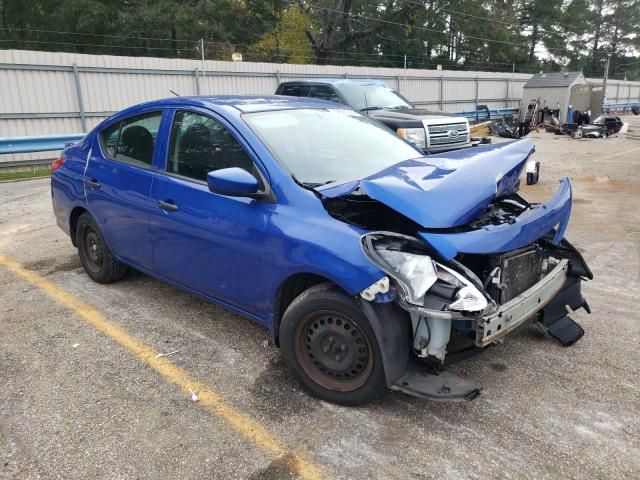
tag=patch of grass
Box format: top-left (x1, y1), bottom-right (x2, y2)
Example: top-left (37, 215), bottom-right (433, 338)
top-left (0, 167), bottom-right (51, 181)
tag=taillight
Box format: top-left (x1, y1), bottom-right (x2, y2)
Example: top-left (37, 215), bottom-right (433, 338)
top-left (51, 157), bottom-right (65, 171)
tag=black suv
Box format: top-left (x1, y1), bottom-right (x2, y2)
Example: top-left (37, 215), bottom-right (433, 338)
top-left (275, 79), bottom-right (472, 154)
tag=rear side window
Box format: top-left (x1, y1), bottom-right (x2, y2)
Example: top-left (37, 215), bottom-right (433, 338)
top-left (308, 85), bottom-right (341, 103)
top-left (100, 122), bottom-right (120, 157)
top-left (99, 111), bottom-right (162, 168)
top-left (167, 110), bottom-right (256, 182)
top-left (279, 84), bottom-right (310, 97)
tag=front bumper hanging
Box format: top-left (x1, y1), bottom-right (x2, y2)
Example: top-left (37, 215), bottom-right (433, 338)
top-left (475, 259), bottom-right (569, 347)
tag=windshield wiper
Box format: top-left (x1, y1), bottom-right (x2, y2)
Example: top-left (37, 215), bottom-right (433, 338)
top-left (360, 106), bottom-right (384, 112)
top-left (301, 180), bottom-right (337, 188)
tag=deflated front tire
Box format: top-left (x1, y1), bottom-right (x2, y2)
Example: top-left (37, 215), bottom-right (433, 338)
top-left (279, 284), bottom-right (387, 405)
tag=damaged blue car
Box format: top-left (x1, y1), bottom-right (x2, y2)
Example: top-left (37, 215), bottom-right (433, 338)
top-left (51, 96), bottom-right (592, 405)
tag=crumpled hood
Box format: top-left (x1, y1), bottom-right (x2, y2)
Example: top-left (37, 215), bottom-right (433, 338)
top-left (319, 139), bottom-right (535, 229)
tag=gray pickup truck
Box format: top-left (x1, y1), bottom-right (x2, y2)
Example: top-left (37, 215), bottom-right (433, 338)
top-left (276, 79), bottom-right (472, 154)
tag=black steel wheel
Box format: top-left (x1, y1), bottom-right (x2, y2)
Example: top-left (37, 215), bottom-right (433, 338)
top-left (82, 225), bottom-right (103, 274)
top-left (280, 284), bottom-right (386, 405)
top-left (76, 212), bottom-right (127, 284)
top-left (295, 310), bottom-right (373, 392)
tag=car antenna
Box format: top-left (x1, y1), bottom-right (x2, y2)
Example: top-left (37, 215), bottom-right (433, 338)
top-left (169, 89), bottom-right (180, 97)
top-left (363, 92), bottom-right (369, 115)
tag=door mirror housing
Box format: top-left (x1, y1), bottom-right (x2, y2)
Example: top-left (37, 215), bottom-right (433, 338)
top-left (207, 167), bottom-right (261, 198)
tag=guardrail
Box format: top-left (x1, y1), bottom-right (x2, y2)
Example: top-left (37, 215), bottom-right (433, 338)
top-left (604, 101), bottom-right (640, 109)
top-left (0, 107), bottom-right (521, 163)
top-left (0, 134), bottom-right (84, 155)
top-left (457, 107), bottom-right (519, 121)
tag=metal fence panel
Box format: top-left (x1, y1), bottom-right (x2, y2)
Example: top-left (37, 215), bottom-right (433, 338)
top-left (2, 49), bottom-right (640, 165)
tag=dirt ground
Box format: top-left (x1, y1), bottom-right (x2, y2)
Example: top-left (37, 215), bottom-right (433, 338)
top-left (1, 126), bottom-right (639, 479)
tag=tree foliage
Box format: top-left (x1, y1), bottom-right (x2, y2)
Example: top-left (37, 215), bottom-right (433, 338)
top-left (0, 0), bottom-right (638, 79)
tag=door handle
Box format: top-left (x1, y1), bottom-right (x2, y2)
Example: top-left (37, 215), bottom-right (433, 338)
top-left (158, 200), bottom-right (179, 212)
top-left (86, 179), bottom-right (101, 190)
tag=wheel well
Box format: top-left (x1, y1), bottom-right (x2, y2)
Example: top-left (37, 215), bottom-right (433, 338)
top-left (273, 273), bottom-right (336, 345)
top-left (69, 207), bottom-right (88, 246)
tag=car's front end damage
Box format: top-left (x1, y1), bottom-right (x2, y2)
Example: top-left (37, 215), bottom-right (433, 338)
top-left (318, 139), bottom-right (592, 401)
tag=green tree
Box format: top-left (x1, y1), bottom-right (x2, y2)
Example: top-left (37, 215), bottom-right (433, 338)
top-left (250, 7), bottom-right (313, 63)
top-left (0, 0), bottom-right (638, 79)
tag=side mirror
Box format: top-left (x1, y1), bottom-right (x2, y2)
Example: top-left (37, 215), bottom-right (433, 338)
top-left (207, 167), bottom-right (260, 197)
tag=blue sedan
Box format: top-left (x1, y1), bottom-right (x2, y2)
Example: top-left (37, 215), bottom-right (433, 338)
top-left (51, 96), bottom-right (592, 405)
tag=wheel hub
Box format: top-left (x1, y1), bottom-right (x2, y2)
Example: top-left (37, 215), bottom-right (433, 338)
top-left (83, 227), bottom-right (103, 272)
top-left (296, 312), bottom-right (373, 391)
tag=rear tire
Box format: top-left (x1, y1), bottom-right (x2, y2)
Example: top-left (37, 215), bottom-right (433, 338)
top-left (279, 284), bottom-right (387, 405)
top-left (76, 212), bottom-right (126, 284)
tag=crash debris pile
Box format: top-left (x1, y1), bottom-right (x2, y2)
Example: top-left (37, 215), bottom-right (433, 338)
top-left (546, 114), bottom-right (624, 139)
top-left (488, 101), bottom-right (555, 139)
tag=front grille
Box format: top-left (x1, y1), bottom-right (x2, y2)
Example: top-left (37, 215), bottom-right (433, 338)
top-left (491, 247), bottom-right (543, 304)
top-left (427, 123), bottom-right (468, 134)
top-left (426, 122), bottom-right (470, 148)
top-left (430, 134), bottom-right (469, 145)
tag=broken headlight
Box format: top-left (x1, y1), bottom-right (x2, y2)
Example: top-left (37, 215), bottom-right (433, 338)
top-left (362, 232), bottom-right (488, 313)
top-left (377, 250), bottom-right (438, 304)
top-left (448, 285), bottom-right (487, 312)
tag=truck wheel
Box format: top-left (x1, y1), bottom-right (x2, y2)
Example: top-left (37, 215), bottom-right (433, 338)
top-left (279, 284), bottom-right (387, 405)
top-left (76, 212), bottom-right (126, 284)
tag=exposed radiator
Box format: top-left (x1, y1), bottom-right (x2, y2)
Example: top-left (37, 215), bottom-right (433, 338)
top-left (490, 247), bottom-right (543, 304)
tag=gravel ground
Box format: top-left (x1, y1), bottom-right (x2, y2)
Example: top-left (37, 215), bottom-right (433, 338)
top-left (1, 128), bottom-right (639, 479)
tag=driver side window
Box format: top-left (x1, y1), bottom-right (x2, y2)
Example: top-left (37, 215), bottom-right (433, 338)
top-left (308, 85), bottom-right (341, 103)
top-left (167, 110), bottom-right (254, 182)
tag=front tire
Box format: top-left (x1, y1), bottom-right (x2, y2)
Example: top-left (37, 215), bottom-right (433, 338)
top-left (76, 212), bottom-right (126, 284)
top-left (279, 284), bottom-right (387, 405)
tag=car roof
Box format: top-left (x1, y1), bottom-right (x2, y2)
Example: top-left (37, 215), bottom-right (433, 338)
top-left (115, 95), bottom-right (349, 116)
top-left (280, 79), bottom-right (390, 88)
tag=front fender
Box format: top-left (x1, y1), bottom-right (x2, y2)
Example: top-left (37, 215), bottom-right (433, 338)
top-left (265, 205), bottom-right (386, 299)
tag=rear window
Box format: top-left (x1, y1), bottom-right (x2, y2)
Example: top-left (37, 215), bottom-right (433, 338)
top-left (99, 111), bottom-right (162, 168)
top-left (100, 122), bottom-right (120, 157)
top-left (278, 84), bottom-right (310, 97)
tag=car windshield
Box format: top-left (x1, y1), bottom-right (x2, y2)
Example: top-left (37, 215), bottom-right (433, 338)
top-left (243, 108), bottom-right (422, 186)
top-left (338, 84), bottom-right (412, 110)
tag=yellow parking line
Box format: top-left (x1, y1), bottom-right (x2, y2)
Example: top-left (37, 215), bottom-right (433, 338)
top-left (0, 252), bottom-right (327, 480)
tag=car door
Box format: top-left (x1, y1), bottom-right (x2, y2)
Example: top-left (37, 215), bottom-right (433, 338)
top-left (85, 110), bottom-right (164, 271)
top-left (149, 108), bottom-right (271, 317)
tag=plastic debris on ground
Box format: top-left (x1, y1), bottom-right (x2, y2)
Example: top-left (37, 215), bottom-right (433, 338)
top-left (155, 349), bottom-right (182, 358)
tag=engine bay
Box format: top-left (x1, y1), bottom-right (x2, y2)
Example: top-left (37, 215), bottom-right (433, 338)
top-left (323, 190), bottom-right (535, 236)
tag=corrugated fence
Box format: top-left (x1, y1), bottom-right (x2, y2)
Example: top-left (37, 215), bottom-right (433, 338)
top-left (1, 49), bottom-right (639, 164)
